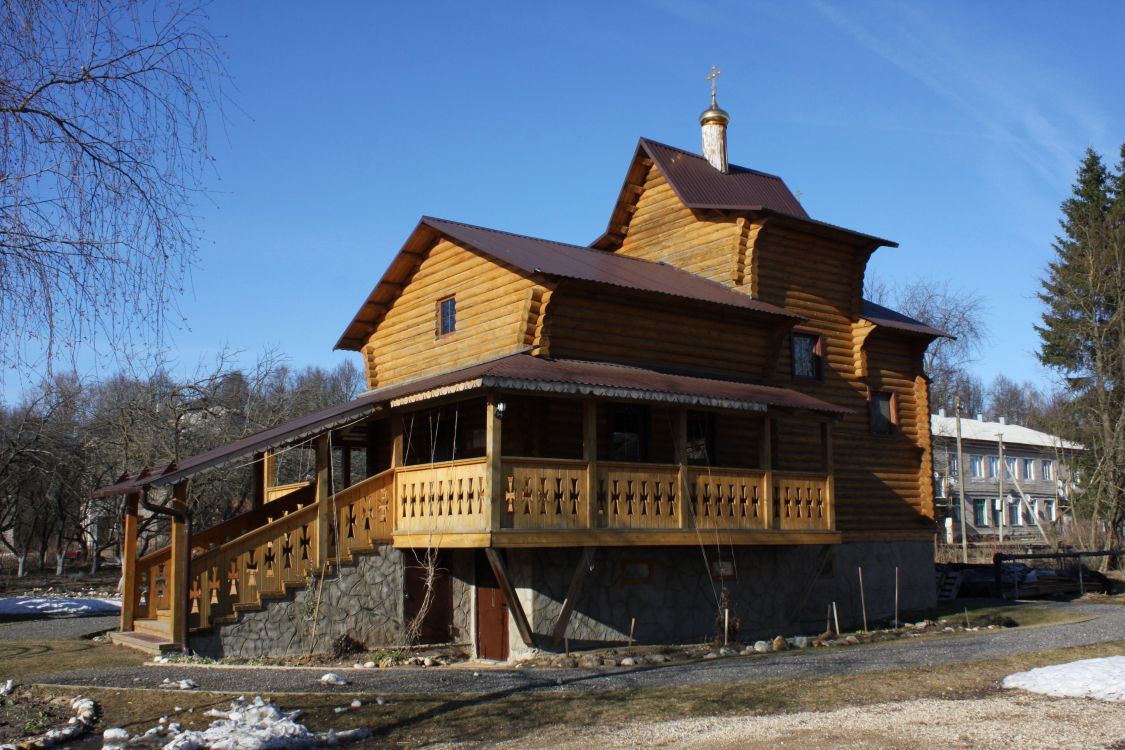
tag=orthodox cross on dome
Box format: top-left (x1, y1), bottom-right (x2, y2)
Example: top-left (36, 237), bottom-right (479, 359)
top-left (706, 65), bottom-right (721, 103)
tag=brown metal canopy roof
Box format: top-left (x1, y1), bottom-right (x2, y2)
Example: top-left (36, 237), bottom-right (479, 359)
top-left (94, 353), bottom-right (850, 496)
top-left (861, 299), bottom-right (951, 339)
top-left (335, 216), bottom-right (799, 350)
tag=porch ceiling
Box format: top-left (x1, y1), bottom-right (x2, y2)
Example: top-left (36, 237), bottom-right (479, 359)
top-left (95, 353), bottom-right (851, 496)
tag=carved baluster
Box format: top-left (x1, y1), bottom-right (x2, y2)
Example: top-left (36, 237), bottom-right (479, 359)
top-left (209, 566), bottom-right (220, 604)
top-left (611, 479), bottom-right (621, 518)
top-left (189, 578), bottom-right (202, 614)
top-left (264, 541), bottom-right (275, 578)
top-left (538, 477), bottom-right (549, 515)
top-left (456, 478), bottom-right (464, 516)
top-left (446, 478), bottom-right (455, 516)
top-left (597, 478), bottom-right (607, 518)
top-left (505, 475), bottom-right (516, 513)
top-left (639, 480), bottom-right (649, 516)
top-left (554, 477), bottom-right (564, 516)
top-left (227, 560), bottom-right (239, 597)
top-left (569, 477), bottom-right (580, 516)
top-left (652, 482), bottom-right (663, 517)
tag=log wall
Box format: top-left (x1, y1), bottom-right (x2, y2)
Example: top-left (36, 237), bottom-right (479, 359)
top-left (361, 239), bottom-right (544, 389)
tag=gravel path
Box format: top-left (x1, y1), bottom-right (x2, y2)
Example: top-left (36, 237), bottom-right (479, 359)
top-left (23, 602), bottom-right (1125, 696)
top-left (0, 615), bottom-right (118, 642)
top-left (477, 694), bottom-right (1125, 750)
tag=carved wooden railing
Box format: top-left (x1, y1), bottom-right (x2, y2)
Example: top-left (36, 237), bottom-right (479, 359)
top-left (689, 468), bottom-right (768, 529)
top-left (773, 471), bottom-right (830, 530)
top-left (396, 458), bottom-right (490, 534)
top-left (191, 484), bottom-right (313, 555)
top-left (598, 462), bottom-right (682, 530)
top-left (334, 468), bottom-right (394, 561)
top-left (502, 458), bottom-right (587, 530)
top-left (266, 481), bottom-right (311, 503)
top-left (187, 502), bottom-right (319, 629)
top-left (135, 547), bottom-right (171, 619)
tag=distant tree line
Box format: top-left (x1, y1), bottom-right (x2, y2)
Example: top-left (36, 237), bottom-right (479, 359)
top-left (0, 352), bottom-right (363, 576)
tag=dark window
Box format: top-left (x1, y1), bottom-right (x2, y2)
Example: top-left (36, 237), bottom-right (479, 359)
top-left (791, 333), bottom-right (823, 380)
top-left (686, 411), bottom-right (715, 465)
top-left (869, 390), bottom-right (896, 435)
top-left (437, 296), bottom-right (456, 336)
top-left (991, 499), bottom-right (1002, 528)
top-left (609, 405), bottom-right (647, 462)
top-left (972, 498), bottom-right (987, 527)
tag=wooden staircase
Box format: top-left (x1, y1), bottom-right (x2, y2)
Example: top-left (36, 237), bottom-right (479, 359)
top-left (113, 468), bottom-right (395, 655)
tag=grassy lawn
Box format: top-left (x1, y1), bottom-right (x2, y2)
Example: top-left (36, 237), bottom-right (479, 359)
top-left (915, 598), bottom-right (1093, 629)
top-left (19, 639), bottom-right (1125, 748)
top-left (0, 639), bottom-right (145, 679)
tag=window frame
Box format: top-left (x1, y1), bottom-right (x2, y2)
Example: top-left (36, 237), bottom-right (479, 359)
top-left (608, 403), bottom-right (649, 462)
top-left (987, 455), bottom-right (999, 478)
top-left (868, 389), bottom-right (897, 436)
top-left (790, 331), bottom-right (825, 381)
top-left (1021, 458), bottom-right (1034, 481)
top-left (1041, 459), bottom-right (1053, 481)
top-left (436, 295), bottom-right (457, 337)
top-left (970, 455), bottom-right (984, 478)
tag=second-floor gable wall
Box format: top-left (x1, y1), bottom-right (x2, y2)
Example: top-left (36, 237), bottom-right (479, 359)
top-left (361, 238), bottom-right (548, 389)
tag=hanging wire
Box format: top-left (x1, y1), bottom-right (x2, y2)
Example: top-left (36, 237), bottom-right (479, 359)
top-left (664, 413), bottom-right (722, 608)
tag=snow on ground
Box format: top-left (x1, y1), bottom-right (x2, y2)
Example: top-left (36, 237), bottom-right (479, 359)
top-left (0, 596), bottom-right (121, 618)
top-left (1002, 656), bottom-right (1125, 702)
top-left (102, 696), bottom-right (369, 750)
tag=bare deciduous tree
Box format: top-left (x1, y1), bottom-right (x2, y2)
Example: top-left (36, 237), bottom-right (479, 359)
top-left (0, 0), bottom-right (226, 373)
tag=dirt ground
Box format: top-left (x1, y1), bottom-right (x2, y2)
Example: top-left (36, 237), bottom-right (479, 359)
top-left (483, 694), bottom-right (1125, 750)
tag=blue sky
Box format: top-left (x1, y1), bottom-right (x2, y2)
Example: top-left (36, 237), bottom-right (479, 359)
top-left (19, 0), bottom-right (1125, 399)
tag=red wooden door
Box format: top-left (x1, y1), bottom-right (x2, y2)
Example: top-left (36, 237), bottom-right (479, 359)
top-left (476, 553), bottom-right (508, 660)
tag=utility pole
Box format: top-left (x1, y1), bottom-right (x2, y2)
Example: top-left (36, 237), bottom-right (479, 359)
top-left (955, 397), bottom-right (969, 564)
top-left (997, 434), bottom-right (1005, 546)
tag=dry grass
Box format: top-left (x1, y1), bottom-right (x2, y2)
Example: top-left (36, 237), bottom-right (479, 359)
top-left (29, 639), bottom-right (1125, 749)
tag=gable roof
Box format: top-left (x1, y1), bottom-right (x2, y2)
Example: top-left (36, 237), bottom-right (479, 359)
top-left (860, 299), bottom-right (952, 339)
top-left (641, 138), bottom-right (809, 216)
top-left (336, 216), bottom-right (799, 350)
top-left (931, 414), bottom-right (1081, 451)
top-left (593, 138), bottom-right (897, 250)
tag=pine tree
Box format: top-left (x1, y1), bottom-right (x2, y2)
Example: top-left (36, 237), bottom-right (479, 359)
top-left (1036, 145), bottom-right (1125, 548)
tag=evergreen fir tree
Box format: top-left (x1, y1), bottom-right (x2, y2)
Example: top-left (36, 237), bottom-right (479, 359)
top-left (1036, 145), bottom-right (1125, 547)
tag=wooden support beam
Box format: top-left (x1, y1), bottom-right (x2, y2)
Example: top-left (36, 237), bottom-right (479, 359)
top-left (550, 547), bottom-right (596, 644)
top-left (760, 416), bottom-right (774, 530)
top-left (314, 435), bottom-right (331, 568)
top-left (583, 400), bottom-right (598, 529)
top-left (119, 491), bottom-right (139, 632)
top-left (252, 450), bottom-right (275, 508)
top-left (821, 421), bottom-right (835, 531)
top-left (484, 548), bottom-right (534, 647)
top-left (168, 481), bottom-right (190, 647)
top-left (487, 396), bottom-right (503, 532)
top-left (391, 417), bottom-right (404, 469)
top-left (341, 446), bottom-right (352, 489)
top-left (675, 407), bottom-right (689, 529)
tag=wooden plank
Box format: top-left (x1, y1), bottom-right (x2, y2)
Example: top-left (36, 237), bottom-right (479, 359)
top-left (484, 548), bottom-right (534, 647)
top-left (583, 400), bottom-right (598, 529)
top-left (550, 547), bottom-right (596, 643)
top-left (487, 396), bottom-right (503, 533)
top-left (674, 407), bottom-right (688, 529)
top-left (314, 435), bottom-right (331, 568)
top-left (120, 491), bottom-right (139, 632)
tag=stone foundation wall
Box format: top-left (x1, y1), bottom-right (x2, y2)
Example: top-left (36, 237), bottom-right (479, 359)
top-left (508, 541), bottom-right (934, 655)
top-left (190, 546), bottom-right (476, 659)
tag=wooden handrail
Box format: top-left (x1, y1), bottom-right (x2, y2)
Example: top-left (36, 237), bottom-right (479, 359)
top-left (190, 502), bottom-right (319, 572)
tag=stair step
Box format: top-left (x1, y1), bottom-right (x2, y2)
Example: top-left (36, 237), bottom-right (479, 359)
top-left (134, 618), bottom-right (172, 637)
top-left (109, 630), bottom-right (175, 656)
top-left (156, 609), bottom-right (173, 622)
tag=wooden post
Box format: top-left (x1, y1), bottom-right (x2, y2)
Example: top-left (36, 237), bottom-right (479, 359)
top-left (760, 415), bottom-right (774, 530)
top-left (821, 421), bottom-right (835, 531)
top-left (314, 435), bottom-right (331, 568)
top-left (253, 451), bottom-right (275, 508)
top-left (119, 491), bottom-right (140, 632)
top-left (391, 417), bottom-right (404, 469)
top-left (168, 481), bottom-right (190, 647)
top-left (487, 396), bottom-right (503, 533)
top-left (674, 407), bottom-right (689, 529)
top-left (583, 400), bottom-right (598, 529)
top-left (550, 547), bottom-right (596, 644)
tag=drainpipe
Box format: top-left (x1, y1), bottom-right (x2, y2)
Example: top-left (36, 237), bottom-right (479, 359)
top-left (140, 485), bottom-right (192, 653)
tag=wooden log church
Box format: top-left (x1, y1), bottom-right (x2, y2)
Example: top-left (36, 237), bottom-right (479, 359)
top-left (98, 78), bottom-right (945, 658)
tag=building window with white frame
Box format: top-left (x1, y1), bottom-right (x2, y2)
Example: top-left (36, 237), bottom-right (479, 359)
top-left (987, 456), bottom-right (999, 478)
top-left (1022, 458), bottom-right (1034, 480)
top-left (1005, 456), bottom-right (1016, 479)
top-left (970, 455), bottom-right (984, 478)
top-left (1041, 460), bottom-right (1053, 481)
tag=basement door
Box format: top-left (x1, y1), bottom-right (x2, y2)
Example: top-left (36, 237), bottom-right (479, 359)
top-left (475, 551), bottom-right (509, 660)
top-left (403, 552), bottom-right (453, 644)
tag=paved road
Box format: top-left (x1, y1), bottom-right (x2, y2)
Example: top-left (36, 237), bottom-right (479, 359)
top-left (25, 602), bottom-right (1125, 696)
top-left (0, 614), bottom-right (118, 641)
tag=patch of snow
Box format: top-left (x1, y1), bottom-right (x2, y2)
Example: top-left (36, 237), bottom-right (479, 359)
top-left (153, 696), bottom-right (370, 749)
top-left (1002, 656), bottom-right (1125, 702)
top-left (319, 672), bottom-right (347, 686)
top-left (0, 596), bottom-right (120, 618)
top-left (103, 727), bottom-right (130, 741)
top-left (0, 679), bottom-right (13, 696)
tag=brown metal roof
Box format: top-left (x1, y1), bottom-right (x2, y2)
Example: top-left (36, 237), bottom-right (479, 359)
top-left (640, 139), bottom-right (809, 217)
top-left (861, 299), bottom-right (951, 339)
top-left (336, 216), bottom-right (799, 350)
top-left (95, 353), bottom-right (850, 496)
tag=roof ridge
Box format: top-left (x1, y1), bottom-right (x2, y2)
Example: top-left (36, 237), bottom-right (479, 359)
top-left (422, 215), bottom-right (588, 251)
top-left (638, 137), bottom-right (787, 182)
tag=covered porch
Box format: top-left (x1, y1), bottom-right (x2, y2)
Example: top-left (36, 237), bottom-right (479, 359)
top-left (96, 354), bottom-right (847, 651)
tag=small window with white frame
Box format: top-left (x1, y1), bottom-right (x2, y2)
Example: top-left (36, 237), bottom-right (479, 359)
top-left (987, 456), bottom-right (999, 478)
top-left (1041, 460), bottom-right (1053, 481)
top-left (436, 296), bottom-right (457, 337)
top-left (970, 455), bottom-right (984, 478)
top-left (1022, 458), bottom-right (1034, 480)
